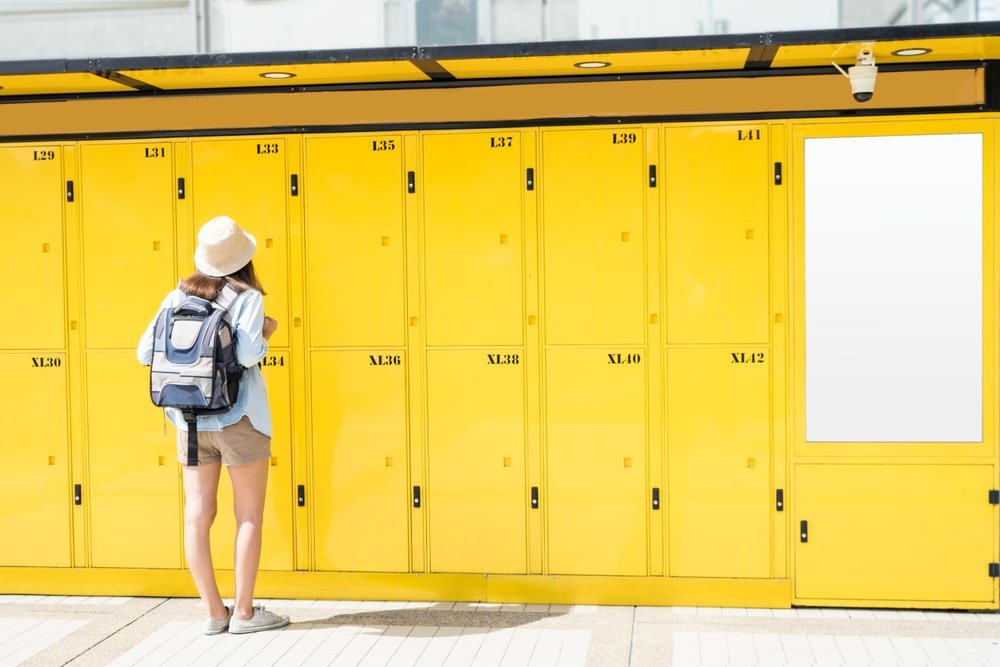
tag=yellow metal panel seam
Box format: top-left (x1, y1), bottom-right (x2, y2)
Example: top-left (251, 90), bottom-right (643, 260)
top-left (645, 124), bottom-right (663, 577)
top-left (523, 129), bottom-right (543, 575)
top-left (173, 139), bottom-right (190, 569)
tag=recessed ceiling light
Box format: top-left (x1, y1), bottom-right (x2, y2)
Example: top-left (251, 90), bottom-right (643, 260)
top-left (260, 71), bottom-right (296, 80)
top-left (892, 47), bottom-right (931, 57)
top-left (574, 61), bottom-right (611, 69)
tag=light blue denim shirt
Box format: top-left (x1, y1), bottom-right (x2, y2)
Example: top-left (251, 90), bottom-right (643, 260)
top-left (137, 287), bottom-right (271, 436)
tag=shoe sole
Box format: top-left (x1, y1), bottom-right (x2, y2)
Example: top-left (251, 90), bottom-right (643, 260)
top-left (203, 626), bottom-right (229, 636)
top-left (228, 620), bottom-right (289, 634)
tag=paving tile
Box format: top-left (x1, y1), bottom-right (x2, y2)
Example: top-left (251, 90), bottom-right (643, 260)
top-left (0, 618), bottom-right (89, 665)
top-left (331, 626), bottom-right (388, 666)
top-left (442, 627), bottom-right (489, 666)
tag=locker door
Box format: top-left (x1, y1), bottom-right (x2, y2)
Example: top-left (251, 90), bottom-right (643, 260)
top-left (210, 358), bottom-right (294, 571)
top-left (87, 351), bottom-right (181, 568)
top-left (422, 131), bottom-right (524, 346)
top-left (796, 464), bottom-right (995, 603)
top-left (79, 142), bottom-right (176, 349)
top-left (0, 353), bottom-right (71, 566)
top-left (546, 348), bottom-right (646, 575)
top-left (304, 134), bottom-right (406, 348)
top-left (191, 138), bottom-right (290, 348)
top-left (312, 351), bottom-right (409, 572)
top-left (541, 128), bottom-right (645, 345)
top-left (0, 145), bottom-right (66, 349)
top-left (427, 350), bottom-right (526, 574)
top-left (667, 348), bottom-right (770, 578)
top-left (665, 125), bottom-right (770, 344)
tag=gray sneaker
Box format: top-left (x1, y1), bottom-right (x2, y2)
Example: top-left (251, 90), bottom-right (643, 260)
top-left (204, 607), bottom-right (231, 635)
top-left (229, 606), bottom-right (290, 634)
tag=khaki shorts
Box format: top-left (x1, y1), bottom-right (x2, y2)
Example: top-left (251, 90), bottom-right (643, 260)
top-left (176, 416), bottom-right (271, 466)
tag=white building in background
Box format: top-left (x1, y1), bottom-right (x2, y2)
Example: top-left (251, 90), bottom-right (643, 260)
top-left (0, 0), bottom-right (984, 61)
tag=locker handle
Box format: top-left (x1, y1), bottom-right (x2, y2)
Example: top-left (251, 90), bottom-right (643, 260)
top-left (413, 485), bottom-right (422, 508)
top-left (800, 520), bottom-right (808, 543)
top-left (74, 484), bottom-right (82, 506)
top-left (648, 165), bottom-right (657, 188)
top-left (776, 489), bottom-right (784, 511)
top-left (291, 174), bottom-right (299, 196)
top-left (297, 484), bottom-right (305, 507)
top-left (774, 162), bottom-right (783, 185)
top-left (531, 486), bottom-right (539, 509)
top-left (66, 181), bottom-right (74, 203)
top-left (526, 168), bottom-right (535, 191)
top-left (177, 177), bottom-right (186, 199)
top-left (652, 487), bottom-right (660, 510)
top-left (407, 171), bottom-right (415, 194)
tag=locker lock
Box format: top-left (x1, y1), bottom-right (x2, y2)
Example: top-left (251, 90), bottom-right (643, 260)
top-left (413, 485), bottom-right (422, 508)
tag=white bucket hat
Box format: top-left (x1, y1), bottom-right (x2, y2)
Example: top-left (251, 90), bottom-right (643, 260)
top-left (194, 216), bottom-right (257, 277)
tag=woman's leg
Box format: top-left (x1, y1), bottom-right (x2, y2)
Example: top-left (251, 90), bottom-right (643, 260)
top-left (182, 463), bottom-right (227, 620)
top-left (228, 458), bottom-right (269, 620)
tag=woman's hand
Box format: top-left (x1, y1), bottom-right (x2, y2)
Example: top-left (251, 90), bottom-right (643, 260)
top-left (263, 316), bottom-right (278, 341)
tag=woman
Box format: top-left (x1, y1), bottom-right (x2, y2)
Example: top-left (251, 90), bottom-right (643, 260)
top-left (137, 215), bottom-right (289, 635)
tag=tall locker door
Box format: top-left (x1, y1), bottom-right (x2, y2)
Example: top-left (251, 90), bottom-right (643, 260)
top-left (422, 131), bottom-right (528, 573)
top-left (79, 142), bottom-right (181, 568)
top-left (210, 357), bottom-right (294, 570)
top-left (304, 134), bottom-right (410, 572)
top-left (0, 353), bottom-right (71, 566)
top-left (541, 127), bottom-right (647, 576)
top-left (0, 144), bottom-right (65, 349)
top-left (427, 350), bottom-right (526, 574)
top-left (667, 349), bottom-right (770, 577)
top-left (87, 352), bottom-right (181, 568)
top-left (191, 138), bottom-right (290, 349)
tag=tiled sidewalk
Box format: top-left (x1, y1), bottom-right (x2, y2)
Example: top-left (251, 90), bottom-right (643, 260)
top-left (0, 595), bottom-right (998, 666)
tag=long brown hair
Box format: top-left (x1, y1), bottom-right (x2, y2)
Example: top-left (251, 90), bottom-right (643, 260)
top-left (179, 261), bottom-right (267, 300)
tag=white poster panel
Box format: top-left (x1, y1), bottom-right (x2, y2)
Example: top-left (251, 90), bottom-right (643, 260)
top-left (805, 133), bottom-right (982, 442)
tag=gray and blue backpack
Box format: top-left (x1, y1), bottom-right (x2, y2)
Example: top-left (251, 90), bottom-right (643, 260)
top-left (149, 284), bottom-right (243, 465)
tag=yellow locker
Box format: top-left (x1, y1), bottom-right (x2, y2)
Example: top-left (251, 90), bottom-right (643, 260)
top-left (79, 142), bottom-right (175, 349)
top-left (209, 355), bottom-right (294, 571)
top-left (191, 138), bottom-right (290, 348)
top-left (545, 348), bottom-right (646, 575)
top-left (311, 350), bottom-right (409, 572)
top-left (665, 125), bottom-right (770, 344)
top-left (0, 352), bottom-right (71, 567)
top-left (427, 350), bottom-right (527, 574)
top-left (0, 145), bottom-right (65, 350)
top-left (422, 132), bottom-right (524, 346)
top-left (87, 351), bottom-right (181, 568)
top-left (304, 135), bottom-right (406, 348)
top-left (667, 348), bottom-right (770, 578)
top-left (541, 128), bottom-right (645, 345)
top-left (796, 464), bottom-right (995, 603)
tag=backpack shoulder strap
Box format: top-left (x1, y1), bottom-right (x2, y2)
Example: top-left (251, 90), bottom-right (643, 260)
top-left (214, 283), bottom-right (239, 312)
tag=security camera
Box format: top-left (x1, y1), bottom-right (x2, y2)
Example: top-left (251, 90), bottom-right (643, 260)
top-left (833, 49), bottom-right (877, 103)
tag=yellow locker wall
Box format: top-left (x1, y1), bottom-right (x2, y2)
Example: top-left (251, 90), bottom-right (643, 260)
top-left (0, 145), bottom-right (66, 350)
top-left (0, 352), bottom-right (71, 567)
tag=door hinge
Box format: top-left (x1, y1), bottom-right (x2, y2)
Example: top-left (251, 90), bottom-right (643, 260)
top-left (651, 487), bottom-right (660, 510)
top-left (776, 489), bottom-right (784, 511)
top-left (407, 171), bottom-right (415, 194)
top-left (799, 520), bottom-right (808, 543)
top-left (648, 165), bottom-right (657, 188)
top-left (774, 162), bottom-right (783, 185)
top-left (296, 484), bottom-right (305, 507)
top-left (74, 484), bottom-right (82, 506)
top-left (989, 489), bottom-right (999, 505)
top-left (530, 486), bottom-right (539, 509)
top-left (290, 174), bottom-right (299, 197)
top-left (526, 168), bottom-right (535, 191)
top-left (177, 177), bottom-right (186, 200)
top-left (413, 485), bottom-right (421, 508)
top-left (66, 180), bottom-right (75, 202)
top-left (990, 563), bottom-right (999, 578)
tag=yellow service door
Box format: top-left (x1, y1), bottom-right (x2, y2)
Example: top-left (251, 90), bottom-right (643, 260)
top-left (79, 142), bottom-right (176, 348)
top-left (303, 134), bottom-right (406, 348)
top-left (210, 358), bottom-right (294, 571)
top-left (87, 352), bottom-right (181, 568)
top-left (0, 145), bottom-right (65, 349)
top-left (667, 348), bottom-right (770, 577)
top-left (426, 350), bottom-right (527, 574)
top-left (796, 464), bottom-right (996, 604)
top-left (0, 353), bottom-right (71, 567)
top-left (664, 125), bottom-right (769, 345)
top-left (541, 128), bottom-right (645, 345)
top-left (422, 131), bottom-right (524, 346)
top-left (191, 138), bottom-right (290, 348)
top-left (311, 351), bottom-right (409, 572)
top-left (545, 349), bottom-right (646, 576)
